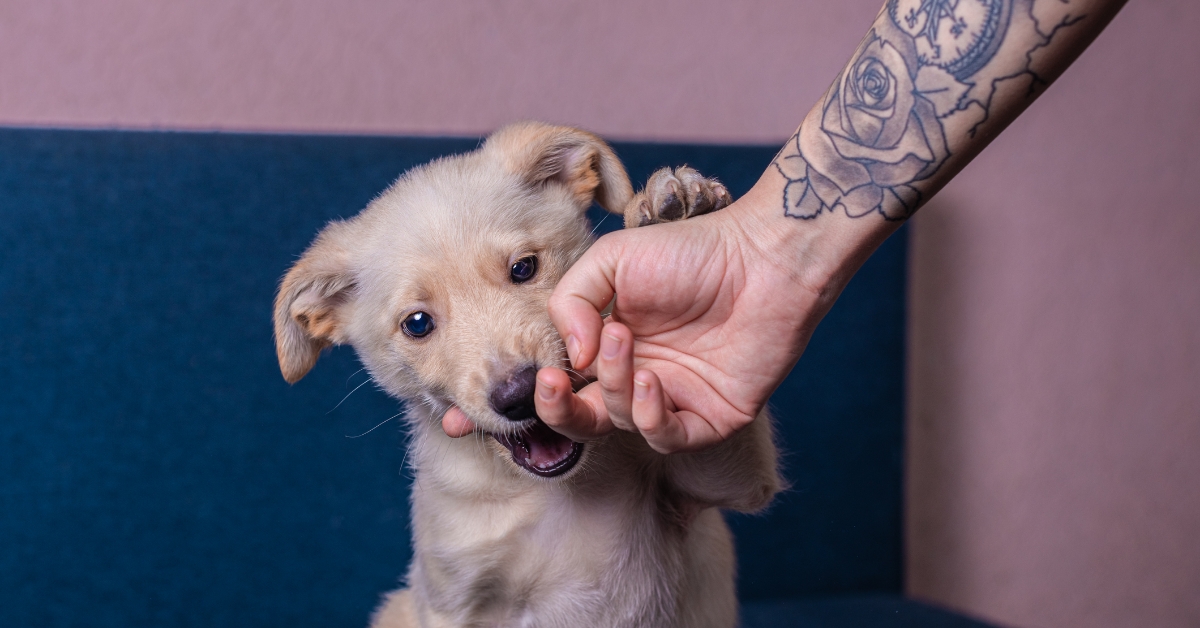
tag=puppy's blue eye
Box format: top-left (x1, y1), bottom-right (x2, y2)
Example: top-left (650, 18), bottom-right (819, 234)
top-left (401, 311), bottom-right (435, 338)
top-left (510, 255), bottom-right (538, 284)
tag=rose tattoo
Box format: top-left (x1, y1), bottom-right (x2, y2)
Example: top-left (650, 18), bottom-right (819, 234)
top-left (774, 0), bottom-right (1084, 221)
top-left (776, 31), bottom-right (949, 220)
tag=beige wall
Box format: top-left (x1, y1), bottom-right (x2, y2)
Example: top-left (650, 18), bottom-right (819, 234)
top-left (3, 2), bottom-right (1198, 627)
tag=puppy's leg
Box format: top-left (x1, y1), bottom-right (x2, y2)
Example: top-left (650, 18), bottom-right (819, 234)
top-left (369, 588), bottom-right (419, 628)
top-left (665, 411), bottom-right (783, 514)
top-left (622, 166), bottom-right (732, 228)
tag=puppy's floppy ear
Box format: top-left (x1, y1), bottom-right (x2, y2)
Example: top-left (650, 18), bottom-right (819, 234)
top-left (273, 221), bottom-right (357, 384)
top-left (486, 121), bottom-right (633, 214)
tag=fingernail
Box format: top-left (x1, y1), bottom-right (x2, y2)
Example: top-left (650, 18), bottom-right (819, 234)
top-left (537, 376), bottom-right (557, 401)
top-left (601, 332), bottom-right (621, 360)
top-left (566, 334), bottom-right (580, 366)
top-left (634, 378), bottom-right (650, 401)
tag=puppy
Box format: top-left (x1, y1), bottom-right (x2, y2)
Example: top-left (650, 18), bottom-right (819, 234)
top-left (273, 122), bottom-right (782, 628)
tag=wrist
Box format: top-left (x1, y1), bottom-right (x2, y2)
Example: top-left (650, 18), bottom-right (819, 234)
top-left (724, 167), bottom-right (903, 307)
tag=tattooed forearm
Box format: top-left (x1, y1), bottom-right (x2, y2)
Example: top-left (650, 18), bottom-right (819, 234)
top-left (772, 0), bottom-right (1125, 221)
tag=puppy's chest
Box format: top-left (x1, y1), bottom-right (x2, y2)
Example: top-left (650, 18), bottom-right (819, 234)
top-left (413, 487), bottom-right (681, 626)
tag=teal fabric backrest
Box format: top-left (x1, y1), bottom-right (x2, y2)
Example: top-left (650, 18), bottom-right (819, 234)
top-left (0, 129), bottom-right (905, 627)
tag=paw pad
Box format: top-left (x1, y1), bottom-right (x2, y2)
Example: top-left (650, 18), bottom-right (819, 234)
top-left (624, 166), bottom-right (732, 228)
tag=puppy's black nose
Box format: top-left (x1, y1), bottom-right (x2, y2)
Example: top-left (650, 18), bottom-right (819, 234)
top-left (489, 365), bottom-right (539, 421)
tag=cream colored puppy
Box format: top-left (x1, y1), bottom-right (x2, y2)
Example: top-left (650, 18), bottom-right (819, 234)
top-left (273, 122), bottom-right (781, 628)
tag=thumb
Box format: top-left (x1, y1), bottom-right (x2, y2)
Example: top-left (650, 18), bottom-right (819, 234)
top-left (548, 234), bottom-right (623, 370)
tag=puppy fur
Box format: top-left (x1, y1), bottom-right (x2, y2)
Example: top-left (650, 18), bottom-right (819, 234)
top-left (274, 122), bottom-right (781, 628)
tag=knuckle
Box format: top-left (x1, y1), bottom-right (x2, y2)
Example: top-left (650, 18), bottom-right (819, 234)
top-left (715, 413), bottom-right (755, 440)
top-left (634, 413), bottom-right (662, 435)
top-left (599, 379), bottom-right (627, 395)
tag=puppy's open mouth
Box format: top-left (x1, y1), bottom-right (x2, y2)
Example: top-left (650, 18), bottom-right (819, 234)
top-left (492, 420), bottom-right (583, 478)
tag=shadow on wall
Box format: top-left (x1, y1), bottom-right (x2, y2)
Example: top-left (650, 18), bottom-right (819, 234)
top-left (905, 197), bottom-right (973, 603)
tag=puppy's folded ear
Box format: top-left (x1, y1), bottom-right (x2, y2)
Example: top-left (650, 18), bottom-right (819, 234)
top-left (486, 122), bottom-right (633, 215)
top-left (273, 222), bottom-right (357, 384)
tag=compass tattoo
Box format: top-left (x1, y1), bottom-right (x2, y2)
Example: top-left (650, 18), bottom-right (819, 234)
top-left (773, 0), bottom-right (1091, 220)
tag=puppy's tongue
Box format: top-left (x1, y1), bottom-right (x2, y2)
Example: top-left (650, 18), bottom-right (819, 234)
top-left (493, 420), bottom-right (583, 477)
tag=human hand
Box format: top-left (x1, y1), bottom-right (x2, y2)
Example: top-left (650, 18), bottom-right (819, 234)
top-left (533, 182), bottom-right (867, 453)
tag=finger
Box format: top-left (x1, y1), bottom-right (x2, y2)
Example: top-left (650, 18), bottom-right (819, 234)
top-left (630, 370), bottom-right (724, 454)
top-left (534, 367), bottom-right (614, 442)
top-left (441, 406), bottom-right (476, 438)
top-left (596, 322), bottom-right (635, 431)
top-left (629, 370), bottom-right (685, 453)
top-left (547, 238), bottom-right (621, 370)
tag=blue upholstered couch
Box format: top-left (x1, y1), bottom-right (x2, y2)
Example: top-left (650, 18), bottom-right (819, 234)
top-left (0, 129), bottom-right (994, 627)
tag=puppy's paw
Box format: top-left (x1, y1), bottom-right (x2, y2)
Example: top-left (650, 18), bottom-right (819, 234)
top-left (623, 166), bottom-right (732, 228)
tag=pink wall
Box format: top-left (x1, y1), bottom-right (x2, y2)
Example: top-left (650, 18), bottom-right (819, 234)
top-left (0, 0), bottom-right (876, 143)
top-left (3, 2), bottom-right (1197, 627)
top-left (906, 3), bottom-right (1200, 625)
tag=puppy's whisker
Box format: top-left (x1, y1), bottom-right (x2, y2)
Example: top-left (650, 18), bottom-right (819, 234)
top-left (328, 375), bottom-right (374, 414)
top-left (589, 211), bottom-right (611, 236)
top-left (346, 367), bottom-right (367, 385)
top-left (399, 436), bottom-right (413, 475)
top-left (346, 412), bottom-right (402, 439)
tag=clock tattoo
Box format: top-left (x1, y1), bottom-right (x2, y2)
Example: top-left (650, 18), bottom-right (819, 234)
top-left (772, 0), bottom-right (1089, 221)
top-left (889, 0), bottom-right (1013, 79)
